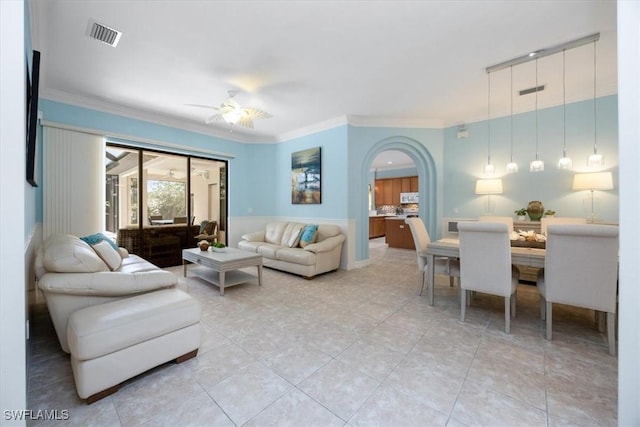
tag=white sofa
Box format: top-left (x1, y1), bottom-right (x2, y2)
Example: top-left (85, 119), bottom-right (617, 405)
top-left (35, 234), bottom-right (177, 353)
top-left (238, 222), bottom-right (345, 279)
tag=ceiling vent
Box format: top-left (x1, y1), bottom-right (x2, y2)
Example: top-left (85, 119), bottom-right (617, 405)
top-left (519, 85), bottom-right (545, 96)
top-left (87, 20), bottom-right (122, 47)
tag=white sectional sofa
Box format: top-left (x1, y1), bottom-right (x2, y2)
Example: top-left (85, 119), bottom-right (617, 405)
top-left (35, 234), bottom-right (177, 353)
top-left (238, 222), bottom-right (345, 279)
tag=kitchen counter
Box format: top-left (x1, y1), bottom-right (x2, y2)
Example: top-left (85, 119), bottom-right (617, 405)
top-left (384, 217), bottom-right (416, 249)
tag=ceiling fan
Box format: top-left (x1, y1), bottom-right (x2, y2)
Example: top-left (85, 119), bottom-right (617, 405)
top-left (188, 90), bottom-right (272, 129)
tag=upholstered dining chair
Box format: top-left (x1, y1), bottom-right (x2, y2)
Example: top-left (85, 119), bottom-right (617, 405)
top-left (540, 217), bottom-right (587, 234)
top-left (458, 221), bottom-right (520, 333)
top-left (404, 218), bottom-right (459, 301)
top-left (537, 224), bottom-right (619, 355)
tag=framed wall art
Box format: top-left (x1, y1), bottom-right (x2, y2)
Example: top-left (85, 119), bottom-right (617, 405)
top-left (291, 147), bottom-right (321, 204)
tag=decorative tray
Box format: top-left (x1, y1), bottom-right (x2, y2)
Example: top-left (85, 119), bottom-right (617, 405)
top-left (510, 240), bottom-right (546, 249)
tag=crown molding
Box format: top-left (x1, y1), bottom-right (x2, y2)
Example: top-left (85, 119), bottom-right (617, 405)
top-left (348, 115), bottom-right (444, 129)
top-left (275, 116), bottom-right (349, 142)
top-left (40, 89), bottom-right (275, 144)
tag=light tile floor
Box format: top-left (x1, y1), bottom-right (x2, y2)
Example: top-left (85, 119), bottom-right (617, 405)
top-left (27, 242), bottom-right (617, 426)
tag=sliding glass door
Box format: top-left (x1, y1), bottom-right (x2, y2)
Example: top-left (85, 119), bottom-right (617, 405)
top-left (105, 144), bottom-right (227, 267)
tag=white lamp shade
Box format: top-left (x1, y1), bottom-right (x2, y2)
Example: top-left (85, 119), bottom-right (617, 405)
top-left (475, 178), bottom-right (503, 194)
top-left (572, 172), bottom-right (614, 191)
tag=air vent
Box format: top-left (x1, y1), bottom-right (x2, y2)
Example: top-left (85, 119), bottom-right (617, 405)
top-left (519, 85), bottom-right (545, 96)
top-left (87, 20), bottom-right (122, 47)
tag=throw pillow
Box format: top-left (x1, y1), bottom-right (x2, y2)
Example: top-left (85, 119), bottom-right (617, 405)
top-left (80, 232), bottom-right (118, 251)
top-left (299, 224), bottom-right (319, 248)
top-left (281, 223), bottom-right (305, 248)
top-left (92, 240), bottom-right (122, 271)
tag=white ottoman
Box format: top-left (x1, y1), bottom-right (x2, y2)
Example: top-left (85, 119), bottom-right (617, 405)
top-left (67, 289), bottom-right (201, 403)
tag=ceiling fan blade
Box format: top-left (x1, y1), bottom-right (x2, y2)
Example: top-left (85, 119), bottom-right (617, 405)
top-left (185, 103), bottom-right (220, 110)
top-left (235, 116), bottom-right (255, 128)
top-left (205, 113), bottom-right (224, 124)
top-left (243, 108), bottom-right (272, 119)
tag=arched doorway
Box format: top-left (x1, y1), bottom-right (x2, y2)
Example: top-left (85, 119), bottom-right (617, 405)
top-left (358, 136), bottom-right (438, 263)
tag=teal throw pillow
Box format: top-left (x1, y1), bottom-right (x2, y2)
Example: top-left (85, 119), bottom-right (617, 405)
top-left (299, 224), bottom-right (319, 248)
top-left (80, 233), bottom-right (118, 250)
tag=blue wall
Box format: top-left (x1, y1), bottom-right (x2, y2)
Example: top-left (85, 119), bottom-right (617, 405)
top-left (443, 95), bottom-right (618, 222)
top-left (36, 94), bottom-right (619, 262)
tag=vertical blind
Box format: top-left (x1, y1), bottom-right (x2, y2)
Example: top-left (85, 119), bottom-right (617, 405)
top-left (43, 126), bottom-right (104, 239)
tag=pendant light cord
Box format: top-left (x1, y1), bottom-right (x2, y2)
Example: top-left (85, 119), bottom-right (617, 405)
top-left (535, 58), bottom-right (539, 160)
top-left (510, 66), bottom-right (514, 162)
top-left (563, 49), bottom-right (567, 157)
top-left (593, 40), bottom-right (598, 155)
top-left (487, 72), bottom-right (491, 165)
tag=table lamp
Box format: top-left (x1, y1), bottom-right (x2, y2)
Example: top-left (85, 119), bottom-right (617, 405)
top-left (475, 178), bottom-right (503, 214)
top-left (572, 171), bottom-right (613, 222)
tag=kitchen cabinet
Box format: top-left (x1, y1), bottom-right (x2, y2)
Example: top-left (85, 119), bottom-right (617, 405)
top-left (401, 177), bottom-right (412, 193)
top-left (385, 218), bottom-right (415, 249)
top-left (382, 180), bottom-right (393, 205)
top-left (374, 176), bottom-right (418, 206)
top-left (369, 216), bottom-right (386, 239)
top-left (392, 179), bottom-right (402, 205)
top-left (410, 176), bottom-right (418, 192)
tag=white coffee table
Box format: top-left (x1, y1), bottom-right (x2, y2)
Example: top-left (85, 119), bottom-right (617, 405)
top-left (182, 247), bottom-right (263, 295)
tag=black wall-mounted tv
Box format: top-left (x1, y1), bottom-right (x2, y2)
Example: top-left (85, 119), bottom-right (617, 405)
top-left (26, 50), bottom-right (40, 187)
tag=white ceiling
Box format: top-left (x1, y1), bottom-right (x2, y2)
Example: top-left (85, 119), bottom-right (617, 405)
top-left (30, 0), bottom-right (618, 156)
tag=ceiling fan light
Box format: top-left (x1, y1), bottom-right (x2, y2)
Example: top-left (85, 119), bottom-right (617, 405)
top-left (222, 109), bottom-right (243, 124)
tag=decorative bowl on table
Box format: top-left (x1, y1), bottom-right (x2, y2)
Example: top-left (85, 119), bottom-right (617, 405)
top-left (211, 243), bottom-right (226, 252)
top-left (197, 241), bottom-right (209, 251)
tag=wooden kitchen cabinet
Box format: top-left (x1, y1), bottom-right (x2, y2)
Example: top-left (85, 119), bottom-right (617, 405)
top-left (382, 180), bottom-right (393, 205)
top-left (401, 177), bottom-right (412, 193)
top-left (375, 176), bottom-right (418, 206)
top-left (369, 216), bottom-right (386, 239)
top-left (391, 179), bottom-right (402, 205)
top-left (385, 218), bottom-right (415, 249)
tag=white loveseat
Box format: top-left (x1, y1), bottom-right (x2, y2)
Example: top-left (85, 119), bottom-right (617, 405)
top-left (238, 222), bottom-right (345, 279)
top-left (35, 234), bottom-right (177, 353)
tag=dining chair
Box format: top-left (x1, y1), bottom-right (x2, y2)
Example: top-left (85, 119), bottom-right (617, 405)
top-left (148, 215), bottom-right (162, 225)
top-left (540, 217), bottom-right (587, 234)
top-left (404, 218), bottom-right (459, 301)
top-left (173, 216), bottom-right (187, 224)
top-left (478, 216), bottom-right (514, 231)
top-left (458, 221), bottom-right (519, 333)
top-left (537, 224), bottom-right (619, 355)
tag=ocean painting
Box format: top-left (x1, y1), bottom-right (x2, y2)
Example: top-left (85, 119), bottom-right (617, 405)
top-left (291, 147), bottom-right (321, 204)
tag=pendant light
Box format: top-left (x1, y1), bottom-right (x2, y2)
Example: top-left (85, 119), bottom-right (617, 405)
top-left (587, 40), bottom-right (604, 167)
top-left (483, 72), bottom-right (495, 175)
top-left (506, 65), bottom-right (518, 173)
top-left (558, 49), bottom-right (573, 169)
top-left (529, 58), bottom-right (544, 172)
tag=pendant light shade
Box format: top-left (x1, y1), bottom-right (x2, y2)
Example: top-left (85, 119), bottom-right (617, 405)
top-left (587, 40), bottom-right (604, 167)
top-left (558, 49), bottom-right (572, 169)
top-left (506, 65), bottom-right (518, 173)
top-left (529, 58), bottom-right (544, 172)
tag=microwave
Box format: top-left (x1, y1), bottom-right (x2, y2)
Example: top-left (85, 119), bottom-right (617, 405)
top-left (400, 192), bottom-right (419, 204)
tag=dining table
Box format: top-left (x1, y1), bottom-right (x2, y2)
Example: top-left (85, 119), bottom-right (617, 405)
top-left (424, 238), bottom-right (546, 306)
